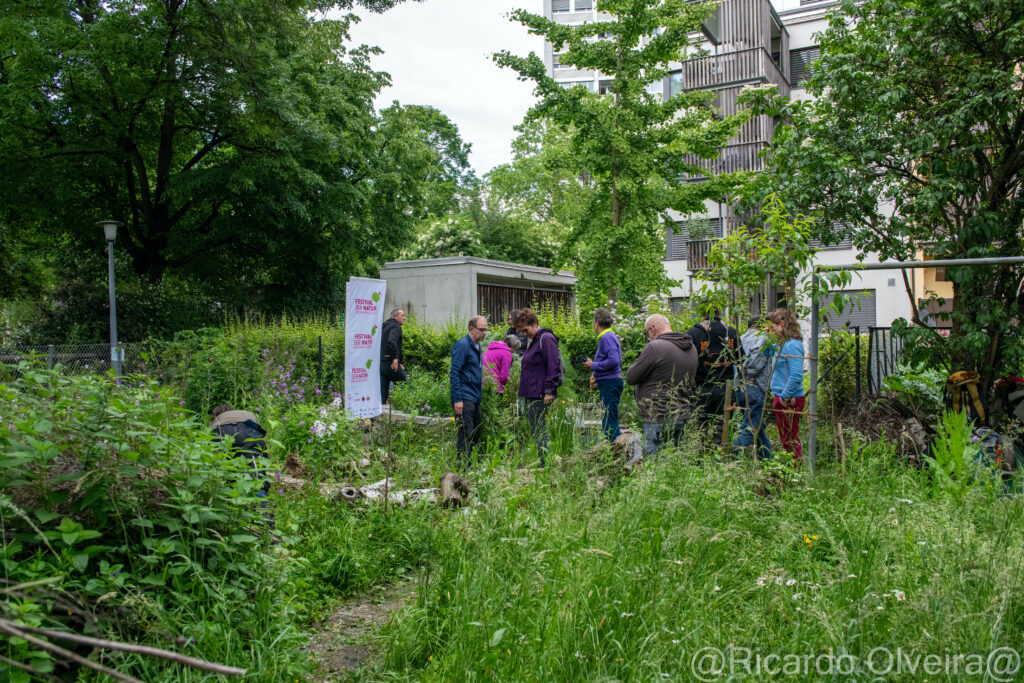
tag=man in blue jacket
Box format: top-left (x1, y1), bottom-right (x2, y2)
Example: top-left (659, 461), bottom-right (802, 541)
top-left (450, 315), bottom-right (488, 467)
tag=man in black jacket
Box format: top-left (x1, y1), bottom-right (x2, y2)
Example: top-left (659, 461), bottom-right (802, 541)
top-left (687, 310), bottom-right (741, 418)
top-left (505, 309), bottom-right (528, 357)
top-left (380, 308), bottom-right (407, 404)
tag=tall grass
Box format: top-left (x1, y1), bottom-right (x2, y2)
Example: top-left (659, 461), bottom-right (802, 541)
top-left (369, 440), bottom-right (1024, 681)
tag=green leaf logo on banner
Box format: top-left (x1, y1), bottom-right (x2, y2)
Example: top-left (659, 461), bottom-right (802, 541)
top-left (371, 291), bottom-right (380, 303)
top-left (372, 324), bottom-right (377, 335)
top-left (365, 359), bottom-right (372, 370)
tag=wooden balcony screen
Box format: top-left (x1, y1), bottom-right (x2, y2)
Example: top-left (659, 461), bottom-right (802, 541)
top-left (686, 239), bottom-right (716, 272)
top-left (678, 47), bottom-right (789, 93)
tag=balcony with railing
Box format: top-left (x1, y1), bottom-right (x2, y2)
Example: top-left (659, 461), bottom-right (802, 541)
top-left (680, 140), bottom-right (768, 181)
top-left (686, 238), bottom-right (718, 273)
top-left (675, 46), bottom-right (790, 94)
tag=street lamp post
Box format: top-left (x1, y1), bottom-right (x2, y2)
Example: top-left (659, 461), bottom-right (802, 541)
top-left (98, 220), bottom-right (124, 375)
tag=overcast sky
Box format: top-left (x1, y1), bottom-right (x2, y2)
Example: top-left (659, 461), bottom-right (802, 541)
top-left (348, 0), bottom-right (544, 176)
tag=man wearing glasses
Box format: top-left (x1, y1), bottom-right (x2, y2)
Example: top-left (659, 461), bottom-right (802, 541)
top-left (450, 315), bottom-right (488, 467)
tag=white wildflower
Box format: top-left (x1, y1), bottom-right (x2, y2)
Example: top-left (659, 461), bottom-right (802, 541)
top-left (786, 579), bottom-right (797, 586)
top-left (893, 590), bottom-right (906, 601)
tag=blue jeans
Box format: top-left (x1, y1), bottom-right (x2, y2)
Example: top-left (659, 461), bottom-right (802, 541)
top-left (596, 377), bottom-right (623, 441)
top-left (642, 421), bottom-right (686, 457)
top-left (732, 386), bottom-right (772, 460)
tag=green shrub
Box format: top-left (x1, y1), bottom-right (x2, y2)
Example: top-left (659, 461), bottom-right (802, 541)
top-left (0, 362), bottom-right (309, 681)
top-left (401, 318), bottom-right (465, 376)
top-left (881, 361), bottom-right (946, 421)
top-left (818, 329), bottom-right (869, 413)
top-left (264, 402), bottom-right (366, 480)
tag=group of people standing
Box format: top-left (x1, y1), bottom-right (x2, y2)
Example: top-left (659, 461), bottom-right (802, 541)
top-left (379, 304), bottom-right (809, 469)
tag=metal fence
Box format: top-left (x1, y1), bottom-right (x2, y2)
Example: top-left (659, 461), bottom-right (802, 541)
top-left (867, 327), bottom-right (904, 394)
top-left (0, 344), bottom-right (149, 377)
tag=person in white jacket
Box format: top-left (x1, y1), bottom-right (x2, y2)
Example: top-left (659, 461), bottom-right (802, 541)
top-left (732, 317), bottom-right (774, 460)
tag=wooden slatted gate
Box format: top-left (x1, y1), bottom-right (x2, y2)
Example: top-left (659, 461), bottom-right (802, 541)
top-left (477, 284), bottom-right (572, 325)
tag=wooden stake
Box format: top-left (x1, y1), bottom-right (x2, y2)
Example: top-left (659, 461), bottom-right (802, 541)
top-left (385, 399), bottom-right (393, 518)
top-left (837, 422), bottom-right (848, 494)
top-left (720, 380), bottom-right (733, 449)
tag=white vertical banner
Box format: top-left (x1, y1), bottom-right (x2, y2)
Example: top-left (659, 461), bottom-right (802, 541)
top-left (344, 277), bottom-right (387, 418)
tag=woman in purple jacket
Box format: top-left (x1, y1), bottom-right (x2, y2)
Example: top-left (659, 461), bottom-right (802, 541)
top-left (516, 307), bottom-right (562, 466)
top-left (583, 307), bottom-right (622, 441)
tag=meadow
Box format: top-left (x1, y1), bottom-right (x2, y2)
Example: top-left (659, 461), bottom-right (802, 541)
top-left (1, 315), bottom-right (1021, 682)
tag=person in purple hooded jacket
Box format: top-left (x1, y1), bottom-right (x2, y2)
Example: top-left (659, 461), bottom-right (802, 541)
top-left (516, 307), bottom-right (562, 466)
top-left (583, 307), bottom-right (622, 441)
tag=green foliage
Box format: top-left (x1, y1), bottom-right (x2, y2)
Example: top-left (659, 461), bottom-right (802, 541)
top-left (925, 409), bottom-right (982, 503)
top-left (27, 250), bottom-right (219, 344)
top-left (372, 442), bottom-right (1024, 679)
top-left (403, 213), bottom-right (485, 260)
top-left (882, 362), bottom-right (947, 422)
top-left (268, 403), bottom-right (365, 480)
top-left (744, 0), bottom-right (1024, 384)
top-left (389, 369), bottom-right (453, 415)
top-left (494, 0), bottom-right (752, 308)
top-left (164, 315), bottom-right (344, 415)
top-left (0, 363), bottom-right (309, 680)
top-left (0, 1), bottom-right (469, 315)
top-left (817, 330), bottom-right (869, 414)
top-left (695, 195), bottom-right (854, 320)
top-left (399, 318), bottom-right (465, 377)
top-left (286, 495), bottom-right (441, 598)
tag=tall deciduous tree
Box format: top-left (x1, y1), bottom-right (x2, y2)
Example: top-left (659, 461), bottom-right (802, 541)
top-left (494, 0), bottom-right (750, 309)
top-left (745, 0), bottom-right (1024, 384)
top-left (0, 0), bottom-right (463, 311)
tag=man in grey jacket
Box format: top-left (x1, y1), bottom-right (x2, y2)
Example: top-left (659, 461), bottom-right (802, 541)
top-left (732, 317), bottom-right (774, 460)
top-left (625, 314), bottom-right (699, 457)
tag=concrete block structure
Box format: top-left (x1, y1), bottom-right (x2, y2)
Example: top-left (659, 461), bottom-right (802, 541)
top-left (379, 256), bottom-right (576, 328)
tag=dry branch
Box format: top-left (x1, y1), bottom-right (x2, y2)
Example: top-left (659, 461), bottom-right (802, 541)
top-left (0, 619), bottom-right (246, 677)
top-left (0, 620), bottom-right (144, 683)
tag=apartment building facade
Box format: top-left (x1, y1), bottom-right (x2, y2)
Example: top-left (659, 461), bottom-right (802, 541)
top-left (542, 0), bottom-right (952, 329)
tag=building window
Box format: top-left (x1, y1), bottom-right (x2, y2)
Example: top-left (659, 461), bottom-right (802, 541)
top-left (552, 53), bottom-right (567, 69)
top-left (669, 297), bottom-right (690, 314)
top-left (665, 223), bottom-right (689, 260)
top-left (821, 290), bottom-right (877, 330)
top-left (668, 70), bottom-right (682, 97)
top-left (552, 0), bottom-right (571, 13)
top-left (599, 80), bottom-right (614, 95)
top-left (809, 220), bottom-right (853, 251)
top-left (574, 0), bottom-right (593, 9)
top-left (560, 79), bottom-right (594, 91)
top-left (789, 46), bottom-right (820, 88)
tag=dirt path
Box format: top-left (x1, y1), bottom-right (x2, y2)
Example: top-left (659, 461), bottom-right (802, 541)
top-left (304, 580), bottom-right (413, 680)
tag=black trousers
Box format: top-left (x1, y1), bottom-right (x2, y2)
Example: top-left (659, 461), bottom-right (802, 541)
top-left (380, 366), bottom-right (407, 404)
top-left (455, 398), bottom-right (483, 468)
top-left (523, 398), bottom-right (551, 466)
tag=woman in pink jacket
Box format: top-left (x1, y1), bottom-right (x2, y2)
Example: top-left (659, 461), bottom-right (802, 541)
top-left (482, 335), bottom-right (521, 393)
